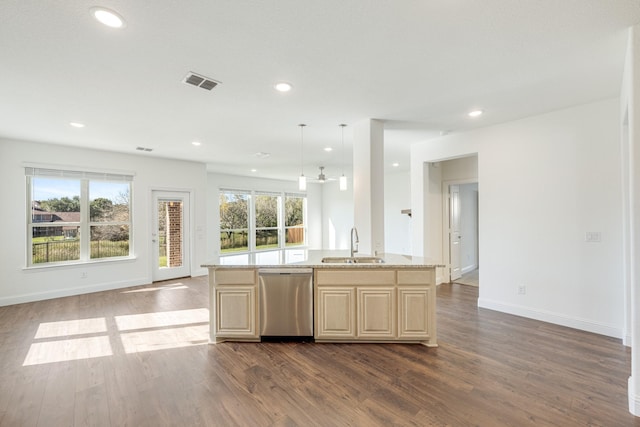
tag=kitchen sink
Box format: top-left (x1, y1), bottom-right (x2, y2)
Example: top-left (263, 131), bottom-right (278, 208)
top-left (321, 256), bottom-right (385, 264)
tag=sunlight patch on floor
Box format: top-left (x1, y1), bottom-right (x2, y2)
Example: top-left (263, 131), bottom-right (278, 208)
top-left (120, 325), bottom-right (209, 353)
top-left (23, 308), bottom-right (210, 365)
top-left (114, 308), bottom-right (209, 331)
top-left (34, 317), bottom-right (107, 339)
top-left (121, 284), bottom-right (188, 293)
top-left (23, 336), bottom-right (113, 366)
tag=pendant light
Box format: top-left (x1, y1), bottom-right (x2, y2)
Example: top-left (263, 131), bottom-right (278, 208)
top-left (298, 124), bottom-right (307, 191)
top-left (339, 124), bottom-right (348, 191)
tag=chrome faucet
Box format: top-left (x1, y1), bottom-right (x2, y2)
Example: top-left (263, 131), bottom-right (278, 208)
top-left (350, 227), bottom-right (359, 257)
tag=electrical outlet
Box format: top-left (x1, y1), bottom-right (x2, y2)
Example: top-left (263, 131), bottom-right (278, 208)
top-left (517, 285), bottom-right (526, 295)
top-left (81, 272), bottom-right (88, 279)
top-left (585, 232), bottom-right (602, 242)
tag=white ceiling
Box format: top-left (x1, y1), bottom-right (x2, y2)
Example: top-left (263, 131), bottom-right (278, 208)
top-left (1, 1), bottom-right (639, 181)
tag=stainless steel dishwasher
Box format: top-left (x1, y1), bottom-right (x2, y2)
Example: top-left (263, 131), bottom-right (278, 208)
top-left (258, 268), bottom-right (313, 339)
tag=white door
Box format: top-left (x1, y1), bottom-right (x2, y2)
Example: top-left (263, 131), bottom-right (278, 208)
top-left (449, 185), bottom-right (462, 281)
top-left (152, 191), bottom-right (191, 281)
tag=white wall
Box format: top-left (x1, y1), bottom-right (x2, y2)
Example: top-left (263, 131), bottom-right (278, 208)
top-left (384, 171), bottom-right (412, 255)
top-left (621, 24), bottom-right (640, 416)
top-left (411, 98), bottom-right (624, 338)
top-left (207, 173), bottom-right (324, 260)
top-left (321, 181), bottom-right (354, 250)
top-left (0, 138), bottom-right (208, 306)
top-left (319, 169), bottom-right (413, 255)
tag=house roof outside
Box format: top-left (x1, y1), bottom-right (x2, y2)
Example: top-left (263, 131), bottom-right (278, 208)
top-left (32, 209), bottom-right (80, 224)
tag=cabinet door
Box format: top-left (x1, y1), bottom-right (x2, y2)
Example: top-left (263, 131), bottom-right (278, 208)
top-left (316, 287), bottom-right (356, 339)
top-left (215, 286), bottom-right (257, 338)
top-left (357, 287), bottom-right (396, 338)
top-left (397, 287), bottom-right (431, 339)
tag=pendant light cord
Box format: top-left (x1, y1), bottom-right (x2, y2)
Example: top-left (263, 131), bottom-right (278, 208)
top-left (339, 124), bottom-right (348, 191)
top-left (340, 124), bottom-right (346, 175)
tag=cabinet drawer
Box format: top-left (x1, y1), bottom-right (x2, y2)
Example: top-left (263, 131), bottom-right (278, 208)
top-left (316, 269), bottom-right (395, 285)
top-left (397, 270), bottom-right (433, 285)
top-left (213, 269), bottom-right (256, 285)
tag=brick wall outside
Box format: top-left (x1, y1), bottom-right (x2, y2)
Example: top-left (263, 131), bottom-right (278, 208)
top-left (167, 202), bottom-right (183, 267)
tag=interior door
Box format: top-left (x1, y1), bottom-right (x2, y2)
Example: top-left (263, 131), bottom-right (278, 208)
top-left (152, 191), bottom-right (190, 281)
top-left (449, 185), bottom-right (462, 281)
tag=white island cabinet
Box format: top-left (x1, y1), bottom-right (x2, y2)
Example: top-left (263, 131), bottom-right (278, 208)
top-left (315, 268), bottom-right (436, 346)
top-left (209, 268), bottom-right (260, 343)
top-left (203, 251), bottom-right (440, 346)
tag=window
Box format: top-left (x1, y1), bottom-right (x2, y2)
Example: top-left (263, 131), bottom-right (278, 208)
top-left (89, 181), bottom-right (131, 260)
top-left (219, 189), bottom-right (306, 254)
top-left (219, 190), bottom-right (249, 253)
top-left (285, 194), bottom-right (305, 246)
top-left (255, 193), bottom-right (280, 250)
top-left (26, 167), bottom-right (133, 266)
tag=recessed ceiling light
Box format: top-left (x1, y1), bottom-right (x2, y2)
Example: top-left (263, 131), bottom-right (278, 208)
top-left (392, 162), bottom-right (400, 167)
top-left (90, 7), bottom-right (126, 28)
top-left (274, 82), bottom-right (293, 92)
top-left (468, 110), bottom-right (483, 118)
top-left (251, 169), bottom-right (257, 173)
top-left (69, 122), bottom-right (85, 128)
top-left (191, 141), bottom-right (201, 146)
top-left (255, 152), bottom-right (271, 158)
top-left (324, 147), bottom-right (333, 152)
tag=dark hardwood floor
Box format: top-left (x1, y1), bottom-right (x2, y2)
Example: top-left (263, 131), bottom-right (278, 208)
top-left (0, 277), bottom-right (638, 426)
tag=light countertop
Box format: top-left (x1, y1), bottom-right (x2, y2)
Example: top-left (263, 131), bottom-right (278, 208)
top-left (201, 249), bottom-right (443, 269)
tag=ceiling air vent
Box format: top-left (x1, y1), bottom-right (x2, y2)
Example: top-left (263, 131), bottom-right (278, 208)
top-left (136, 146), bottom-right (153, 152)
top-left (183, 72), bottom-right (220, 91)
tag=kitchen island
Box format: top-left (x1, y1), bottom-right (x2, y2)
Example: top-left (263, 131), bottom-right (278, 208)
top-left (202, 250), bottom-right (441, 347)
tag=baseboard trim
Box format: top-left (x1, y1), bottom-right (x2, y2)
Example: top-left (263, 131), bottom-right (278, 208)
top-left (629, 377), bottom-right (640, 416)
top-left (192, 267), bottom-right (208, 277)
top-left (461, 264), bottom-right (478, 275)
top-left (0, 277), bottom-right (149, 307)
top-left (477, 297), bottom-right (622, 339)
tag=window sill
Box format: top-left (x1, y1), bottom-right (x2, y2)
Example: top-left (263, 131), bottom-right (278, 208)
top-left (220, 246), bottom-right (308, 256)
top-left (23, 256), bottom-right (138, 271)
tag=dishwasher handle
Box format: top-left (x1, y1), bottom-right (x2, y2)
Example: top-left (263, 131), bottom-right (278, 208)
top-left (258, 268), bottom-right (313, 275)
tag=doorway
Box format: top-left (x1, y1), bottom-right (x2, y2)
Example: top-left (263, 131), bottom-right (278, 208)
top-left (443, 181), bottom-right (478, 285)
top-left (449, 184), bottom-right (462, 281)
top-left (152, 191), bottom-right (191, 282)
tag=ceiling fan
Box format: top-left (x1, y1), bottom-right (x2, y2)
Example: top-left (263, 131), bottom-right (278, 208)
top-left (309, 166), bottom-right (336, 184)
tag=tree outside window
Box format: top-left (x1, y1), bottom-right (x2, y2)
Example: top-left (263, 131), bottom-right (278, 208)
top-left (255, 194), bottom-right (280, 250)
top-left (219, 191), bottom-right (249, 253)
top-left (89, 181), bottom-right (130, 259)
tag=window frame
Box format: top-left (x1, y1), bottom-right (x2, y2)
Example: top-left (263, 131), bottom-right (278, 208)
top-left (26, 167), bottom-right (134, 267)
top-left (219, 189), bottom-right (251, 254)
top-left (219, 188), bottom-right (306, 255)
top-left (284, 193), bottom-right (306, 247)
top-left (254, 192), bottom-right (281, 251)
